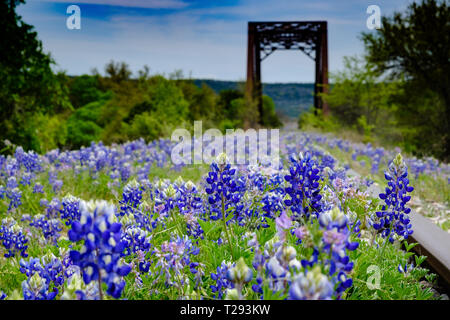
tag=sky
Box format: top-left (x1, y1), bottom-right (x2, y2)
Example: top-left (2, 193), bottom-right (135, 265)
top-left (17, 0), bottom-right (412, 82)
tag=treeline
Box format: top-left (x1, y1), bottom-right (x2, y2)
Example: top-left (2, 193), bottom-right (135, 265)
top-left (3, 61), bottom-right (282, 153)
top-left (300, 0), bottom-right (449, 161)
top-left (193, 79), bottom-right (315, 119)
top-left (65, 63), bottom-right (281, 150)
top-left (0, 1), bottom-right (280, 154)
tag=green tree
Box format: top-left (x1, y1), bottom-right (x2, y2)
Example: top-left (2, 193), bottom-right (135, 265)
top-left (105, 75), bottom-right (190, 144)
top-left (322, 56), bottom-right (400, 129)
top-left (217, 89), bottom-right (244, 121)
top-left (361, 0), bottom-right (450, 159)
top-left (175, 80), bottom-right (219, 121)
top-left (0, 0), bottom-right (71, 152)
top-left (66, 101), bottom-right (106, 149)
top-left (104, 60), bottom-right (132, 84)
top-left (68, 75), bottom-right (107, 109)
top-left (311, 56), bottom-right (405, 145)
top-left (261, 95), bottom-right (282, 128)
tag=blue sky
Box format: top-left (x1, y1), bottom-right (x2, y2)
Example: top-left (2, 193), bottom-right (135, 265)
top-left (17, 0), bottom-right (412, 82)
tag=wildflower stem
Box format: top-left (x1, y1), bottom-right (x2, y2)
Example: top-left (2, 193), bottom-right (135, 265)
top-left (171, 209), bottom-right (183, 236)
top-left (378, 227), bottom-right (391, 261)
top-left (97, 273), bottom-right (104, 300)
top-left (96, 249), bottom-right (104, 300)
top-left (22, 190), bottom-right (39, 215)
top-left (221, 193), bottom-right (234, 260)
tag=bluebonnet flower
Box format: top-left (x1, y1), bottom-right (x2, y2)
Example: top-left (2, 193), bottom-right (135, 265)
top-left (318, 207), bottom-right (358, 296)
top-left (293, 226), bottom-right (308, 243)
top-left (60, 195), bottom-right (81, 226)
top-left (155, 183), bottom-right (181, 215)
top-left (251, 277), bottom-right (264, 296)
top-left (289, 266), bottom-right (333, 300)
top-left (319, 207), bottom-right (349, 230)
top-left (0, 218), bottom-right (28, 258)
top-left (118, 181), bottom-right (155, 232)
top-left (372, 154), bottom-right (414, 242)
top-left (109, 169), bottom-right (120, 181)
top-left (7, 176), bottom-right (18, 189)
top-left (118, 180), bottom-right (143, 217)
top-left (225, 257), bottom-right (254, 299)
top-left (177, 180), bottom-right (205, 237)
top-left (0, 185), bottom-right (5, 199)
top-left (275, 211), bottom-right (292, 242)
top-left (60, 271), bottom-right (100, 300)
top-left (398, 262), bottom-right (414, 275)
top-left (20, 252), bottom-right (65, 295)
top-left (205, 153), bottom-right (242, 221)
top-left (4, 157), bottom-right (19, 177)
top-left (29, 214), bottom-right (63, 245)
top-left (22, 272), bottom-right (58, 300)
top-left (52, 179), bottom-right (63, 193)
top-left (127, 249), bottom-right (151, 279)
top-left (48, 170), bottom-right (58, 184)
top-left (152, 236), bottom-right (200, 289)
top-left (181, 213), bottom-right (203, 242)
top-left (174, 180), bottom-right (205, 237)
top-left (7, 187), bottom-right (22, 210)
top-left (68, 200), bottom-right (131, 299)
top-left (20, 172), bottom-right (33, 186)
top-left (264, 244), bottom-right (301, 293)
top-left (15, 147), bottom-right (41, 173)
top-left (284, 152), bottom-right (323, 221)
top-left (261, 191), bottom-right (285, 223)
top-left (40, 198), bottom-right (49, 207)
top-left (48, 170), bottom-right (63, 193)
top-left (210, 261), bottom-right (233, 299)
top-left (33, 182), bottom-right (44, 194)
top-left (44, 198), bottom-right (62, 219)
top-left (227, 257), bottom-right (253, 284)
top-left (121, 225), bottom-right (152, 257)
top-left (120, 163), bottom-right (132, 183)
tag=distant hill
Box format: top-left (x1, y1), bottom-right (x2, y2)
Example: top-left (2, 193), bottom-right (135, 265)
top-left (193, 79), bottom-right (314, 119)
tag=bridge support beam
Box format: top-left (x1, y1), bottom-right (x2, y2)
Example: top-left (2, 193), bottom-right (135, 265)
top-left (246, 21), bottom-right (329, 123)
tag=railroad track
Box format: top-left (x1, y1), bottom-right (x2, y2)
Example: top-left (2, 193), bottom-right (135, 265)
top-left (407, 211), bottom-right (450, 294)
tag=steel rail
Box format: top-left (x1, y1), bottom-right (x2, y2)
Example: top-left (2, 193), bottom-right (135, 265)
top-left (407, 211), bottom-right (450, 294)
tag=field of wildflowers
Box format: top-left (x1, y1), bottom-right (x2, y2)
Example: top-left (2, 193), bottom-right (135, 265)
top-left (0, 130), bottom-right (448, 300)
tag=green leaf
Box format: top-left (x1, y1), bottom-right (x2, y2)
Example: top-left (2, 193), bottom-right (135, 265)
top-left (414, 255), bottom-right (427, 267)
top-left (404, 241), bottom-right (418, 252)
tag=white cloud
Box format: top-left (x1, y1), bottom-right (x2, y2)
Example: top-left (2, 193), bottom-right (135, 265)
top-left (37, 0), bottom-right (188, 9)
top-left (22, 0), bottom-right (410, 82)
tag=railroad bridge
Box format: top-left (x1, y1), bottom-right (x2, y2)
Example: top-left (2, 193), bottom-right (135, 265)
top-left (246, 21), bottom-right (329, 123)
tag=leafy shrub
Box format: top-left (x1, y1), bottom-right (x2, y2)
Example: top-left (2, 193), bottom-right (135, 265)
top-left (66, 101), bottom-right (106, 148)
top-left (298, 108), bottom-right (340, 132)
top-left (261, 95), bottom-right (282, 128)
top-left (144, 75), bottom-right (189, 124)
top-left (217, 89), bottom-right (244, 121)
top-left (124, 112), bottom-right (163, 142)
top-left (68, 75), bottom-right (108, 109)
top-left (34, 113), bottom-right (68, 152)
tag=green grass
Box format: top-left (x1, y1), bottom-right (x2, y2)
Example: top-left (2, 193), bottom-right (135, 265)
top-left (0, 139), bottom-right (444, 300)
top-left (316, 137), bottom-right (449, 231)
top-left (347, 240), bottom-right (437, 300)
top-left (148, 163), bottom-right (209, 183)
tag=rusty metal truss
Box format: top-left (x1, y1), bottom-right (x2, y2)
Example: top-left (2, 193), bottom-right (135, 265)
top-left (246, 21), bottom-right (329, 123)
